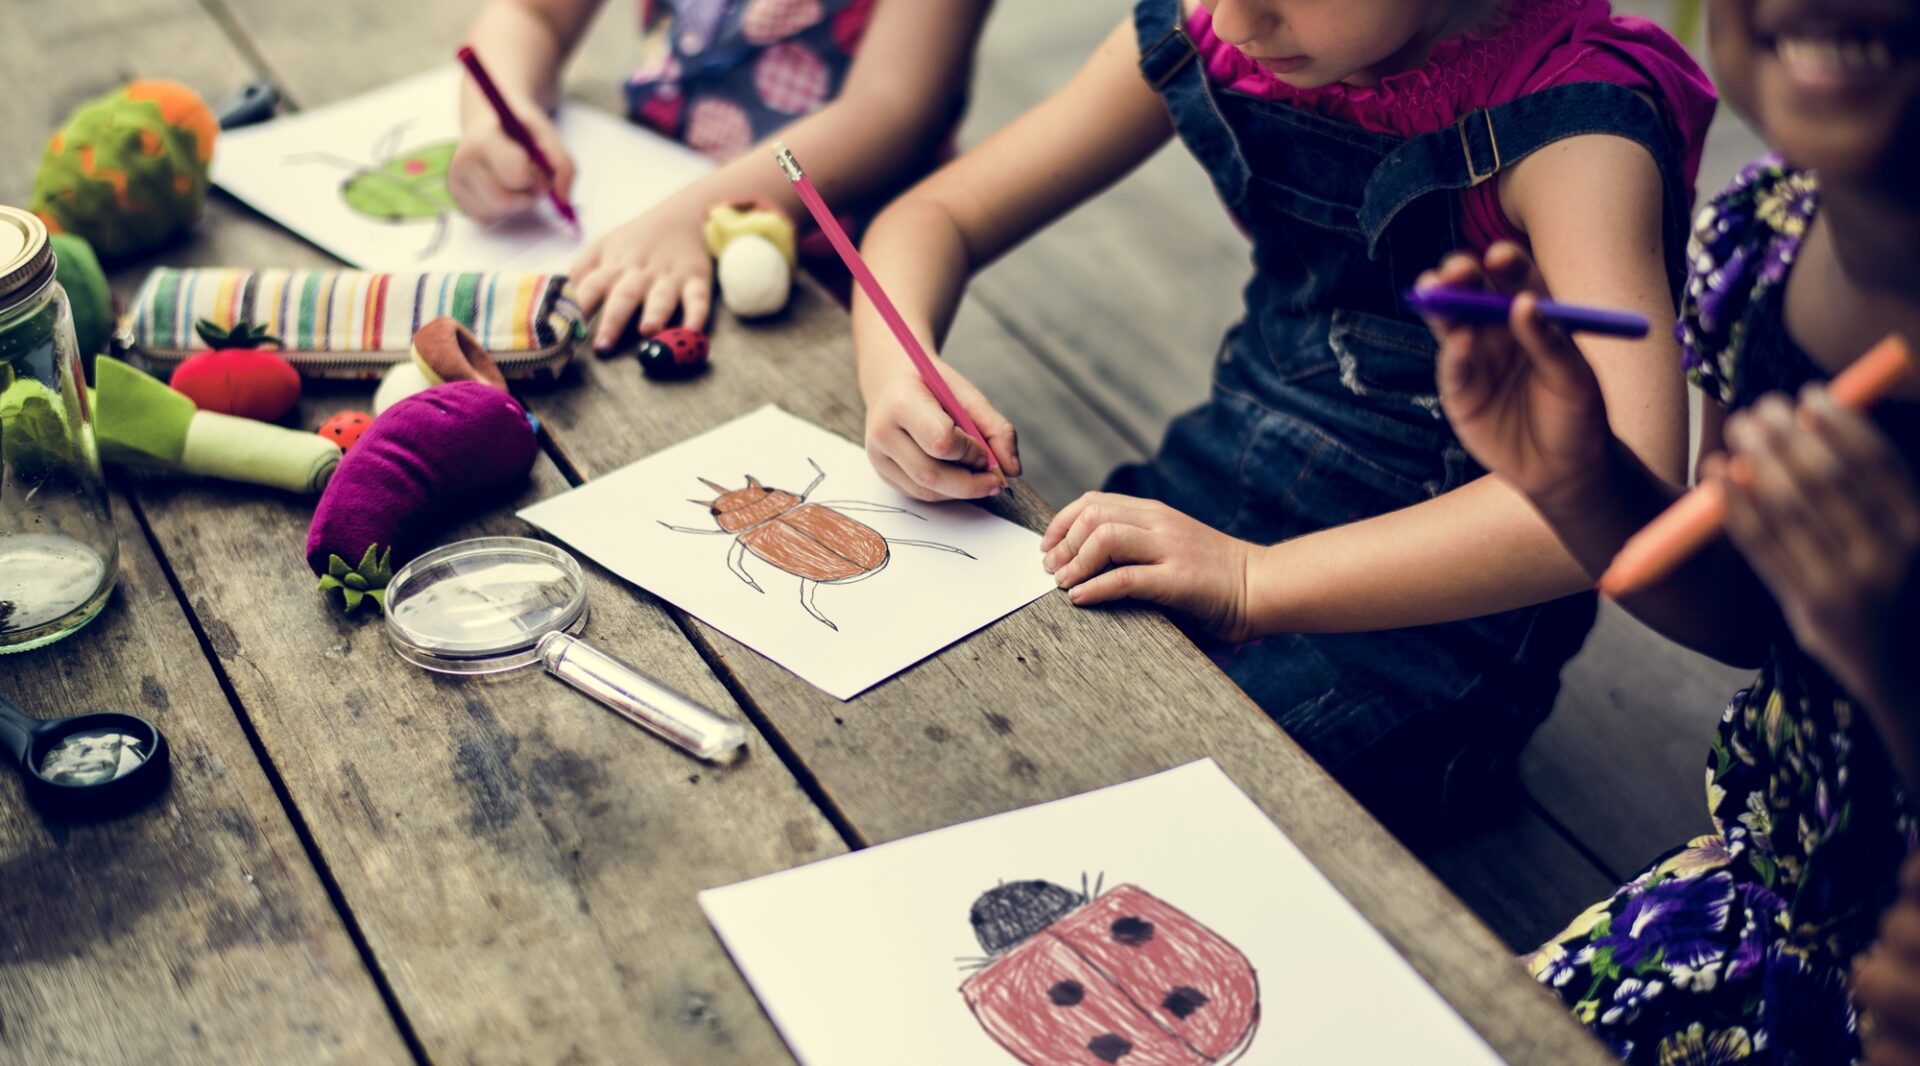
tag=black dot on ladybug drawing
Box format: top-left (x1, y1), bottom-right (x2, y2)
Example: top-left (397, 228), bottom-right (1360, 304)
top-left (1087, 1033), bottom-right (1133, 1062)
top-left (1048, 980), bottom-right (1085, 1007)
top-left (1110, 916), bottom-right (1155, 946)
top-left (1162, 986), bottom-right (1209, 1019)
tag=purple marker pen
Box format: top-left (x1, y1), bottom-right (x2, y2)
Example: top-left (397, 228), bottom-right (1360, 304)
top-left (1405, 286), bottom-right (1650, 339)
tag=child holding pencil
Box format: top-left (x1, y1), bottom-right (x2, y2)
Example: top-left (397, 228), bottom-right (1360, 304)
top-left (851, 0), bottom-right (1714, 826)
top-left (449, 0), bottom-right (991, 349)
top-left (1427, 0), bottom-right (1920, 1055)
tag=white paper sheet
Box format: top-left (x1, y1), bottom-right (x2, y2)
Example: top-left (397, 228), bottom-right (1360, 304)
top-left (517, 405), bottom-right (1057, 700)
top-left (211, 67), bottom-right (713, 272)
top-left (700, 760), bottom-right (1506, 1066)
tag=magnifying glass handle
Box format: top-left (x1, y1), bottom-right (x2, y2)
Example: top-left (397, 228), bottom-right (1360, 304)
top-left (535, 632), bottom-right (748, 764)
top-left (0, 695), bottom-right (38, 763)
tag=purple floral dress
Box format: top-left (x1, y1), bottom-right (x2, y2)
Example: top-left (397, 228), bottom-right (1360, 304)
top-left (1524, 156), bottom-right (1920, 1064)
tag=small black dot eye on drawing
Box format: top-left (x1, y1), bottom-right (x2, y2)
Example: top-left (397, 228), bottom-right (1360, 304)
top-left (1048, 980), bottom-right (1084, 1007)
top-left (1162, 986), bottom-right (1209, 1019)
top-left (1110, 916), bottom-right (1154, 945)
top-left (1087, 1033), bottom-right (1132, 1062)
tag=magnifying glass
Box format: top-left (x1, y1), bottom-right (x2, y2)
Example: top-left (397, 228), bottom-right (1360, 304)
top-left (0, 695), bottom-right (170, 814)
top-left (383, 537), bottom-right (748, 764)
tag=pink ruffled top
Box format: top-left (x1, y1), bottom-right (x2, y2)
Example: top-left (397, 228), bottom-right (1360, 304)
top-left (1187, 0), bottom-right (1716, 251)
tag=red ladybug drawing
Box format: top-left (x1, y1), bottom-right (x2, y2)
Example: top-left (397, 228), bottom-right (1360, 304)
top-left (638, 325), bottom-right (710, 378)
top-left (961, 878), bottom-right (1260, 1065)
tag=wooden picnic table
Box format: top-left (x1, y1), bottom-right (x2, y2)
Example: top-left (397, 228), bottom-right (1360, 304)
top-left (0, 2), bottom-right (1614, 1063)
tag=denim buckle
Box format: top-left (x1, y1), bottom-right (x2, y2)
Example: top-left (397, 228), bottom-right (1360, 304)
top-left (1142, 28), bottom-right (1198, 89)
top-left (1457, 109), bottom-right (1502, 186)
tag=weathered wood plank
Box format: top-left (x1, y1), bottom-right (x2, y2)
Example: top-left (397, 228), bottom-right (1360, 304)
top-left (533, 280), bottom-right (1615, 1066)
top-left (5, 1), bottom-right (845, 1060)
top-left (0, 495), bottom-right (408, 1064)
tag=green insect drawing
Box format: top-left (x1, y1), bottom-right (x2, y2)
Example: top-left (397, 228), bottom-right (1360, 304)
top-left (288, 123), bottom-right (457, 259)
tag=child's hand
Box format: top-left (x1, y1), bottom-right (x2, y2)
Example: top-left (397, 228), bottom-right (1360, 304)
top-left (1852, 852), bottom-right (1920, 1063)
top-left (1041, 493), bottom-right (1258, 642)
top-left (1420, 242), bottom-right (1613, 508)
top-left (571, 206), bottom-right (713, 350)
top-left (864, 362), bottom-right (1019, 501)
top-left (1715, 386), bottom-right (1920, 715)
top-left (449, 101), bottom-right (576, 224)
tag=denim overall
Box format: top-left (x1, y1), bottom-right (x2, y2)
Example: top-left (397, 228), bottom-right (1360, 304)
top-left (1119, 0), bottom-right (1692, 827)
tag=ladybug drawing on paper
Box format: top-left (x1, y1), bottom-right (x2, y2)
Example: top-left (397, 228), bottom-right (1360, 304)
top-left (288, 122), bottom-right (457, 259)
top-left (960, 877), bottom-right (1260, 1065)
top-left (659, 458), bottom-right (973, 631)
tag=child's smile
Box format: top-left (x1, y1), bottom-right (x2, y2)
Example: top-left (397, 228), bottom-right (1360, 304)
top-left (1716, 0), bottom-right (1920, 176)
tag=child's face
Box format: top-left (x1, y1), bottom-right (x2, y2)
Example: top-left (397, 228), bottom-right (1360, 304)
top-left (1200, 0), bottom-right (1444, 88)
top-left (1709, 0), bottom-right (1920, 178)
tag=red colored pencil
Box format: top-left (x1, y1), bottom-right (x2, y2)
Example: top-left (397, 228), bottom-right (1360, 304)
top-left (774, 141), bottom-right (1007, 487)
top-left (455, 45), bottom-right (579, 227)
top-left (1598, 334), bottom-right (1916, 598)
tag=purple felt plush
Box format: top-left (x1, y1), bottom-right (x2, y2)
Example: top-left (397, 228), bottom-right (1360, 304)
top-left (305, 381), bottom-right (537, 575)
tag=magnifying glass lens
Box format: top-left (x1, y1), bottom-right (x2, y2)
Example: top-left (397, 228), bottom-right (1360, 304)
top-left (39, 728), bottom-right (150, 786)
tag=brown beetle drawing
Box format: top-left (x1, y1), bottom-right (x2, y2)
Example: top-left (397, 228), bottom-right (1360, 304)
top-left (659, 459), bottom-right (974, 631)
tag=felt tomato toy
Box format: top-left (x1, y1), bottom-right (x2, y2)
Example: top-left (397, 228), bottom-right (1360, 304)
top-left (318, 410), bottom-right (373, 451)
top-left (169, 318), bottom-right (302, 421)
top-left (637, 326), bottom-right (709, 379)
top-left (961, 881), bottom-right (1260, 1065)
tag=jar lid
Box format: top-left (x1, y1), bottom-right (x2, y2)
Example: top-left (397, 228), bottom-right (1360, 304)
top-left (0, 206), bottom-right (54, 308)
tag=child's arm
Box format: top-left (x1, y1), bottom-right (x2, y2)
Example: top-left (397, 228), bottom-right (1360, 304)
top-left (573, 0), bottom-right (995, 346)
top-left (449, 0), bottom-right (602, 221)
top-left (854, 17), bottom-right (1176, 500)
top-left (1716, 387), bottom-right (1920, 790)
top-left (1045, 135), bottom-right (1699, 641)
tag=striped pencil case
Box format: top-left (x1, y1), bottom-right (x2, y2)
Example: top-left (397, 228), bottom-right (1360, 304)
top-left (118, 268), bottom-right (585, 381)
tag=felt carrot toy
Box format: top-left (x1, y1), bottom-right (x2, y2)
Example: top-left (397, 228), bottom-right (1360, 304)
top-left (305, 380), bottom-right (538, 613)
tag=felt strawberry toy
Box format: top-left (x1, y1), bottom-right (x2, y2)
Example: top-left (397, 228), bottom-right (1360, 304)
top-left (169, 318), bottom-right (302, 422)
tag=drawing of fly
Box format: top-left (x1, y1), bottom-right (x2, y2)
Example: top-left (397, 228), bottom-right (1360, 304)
top-left (287, 121), bottom-right (457, 260)
top-left (659, 459), bottom-right (974, 631)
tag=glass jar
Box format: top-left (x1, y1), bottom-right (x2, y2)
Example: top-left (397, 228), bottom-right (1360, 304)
top-left (0, 205), bottom-right (117, 652)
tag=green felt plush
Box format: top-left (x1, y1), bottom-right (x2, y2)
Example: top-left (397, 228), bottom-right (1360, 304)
top-left (180, 410), bottom-right (339, 494)
top-left (93, 354), bottom-right (193, 463)
top-left (49, 233), bottom-right (110, 367)
top-left (31, 81), bottom-right (217, 261)
top-left (317, 545), bottom-right (392, 614)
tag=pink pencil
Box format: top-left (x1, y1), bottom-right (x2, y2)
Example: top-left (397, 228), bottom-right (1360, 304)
top-left (456, 45), bottom-right (579, 228)
top-left (774, 142), bottom-right (1006, 486)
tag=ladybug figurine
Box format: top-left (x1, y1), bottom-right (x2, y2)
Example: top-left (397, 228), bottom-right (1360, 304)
top-left (318, 410), bottom-right (373, 451)
top-left (637, 326), bottom-right (710, 379)
top-left (961, 879), bottom-right (1260, 1065)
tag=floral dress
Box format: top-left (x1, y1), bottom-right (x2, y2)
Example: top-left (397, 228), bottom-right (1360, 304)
top-left (1523, 156), bottom-right (1920, 1064)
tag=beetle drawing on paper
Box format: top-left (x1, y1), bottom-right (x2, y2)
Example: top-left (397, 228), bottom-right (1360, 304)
top-left (959, 876), bottom-right (1261, 1065)
top-left (659, 458), bottom-right (974, 631)
top-left (287, 122), bottom-right (457, 259)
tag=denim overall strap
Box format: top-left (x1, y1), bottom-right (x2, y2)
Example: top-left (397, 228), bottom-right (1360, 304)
top-left (1360, 82), bottom-right (1690, 292)
top-left (1134, 0), bottom-right (1252, 209)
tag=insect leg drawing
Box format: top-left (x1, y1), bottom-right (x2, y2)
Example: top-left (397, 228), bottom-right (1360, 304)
top-left (286, 121), bottom-right (457, 260)
top-left (959, 875), bottom-right (1261, 1066)
top-left (658, 459), bottom-right (974, 631)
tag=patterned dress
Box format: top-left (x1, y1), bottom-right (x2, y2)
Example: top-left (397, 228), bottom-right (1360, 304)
top-left (1524, 156), bottom-right (1920, 1064)
top-left (626, 0), bottom-right (875, 160)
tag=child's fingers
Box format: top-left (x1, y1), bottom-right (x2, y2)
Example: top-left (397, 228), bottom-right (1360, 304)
top-left (898, 393), bottom-right (987, 469)
top-left (942, 374), bottom-right (1021, 476)
top-left (1483, 240), bottom-right (1547, 295)
top-left (572, 267), bottom-right (612, 318)
top-left (1854, 951), bottom-right (1920, 1039)
top-left (1804, 388), bottom-right (1920, 543)
top-left (1043, 500), bottom-right (1151, 574)
top-left (1511, 293), bottom-right (1599, 394)
top-left (876, 423), bottom-right (999, 500)
top-left (1735, 399), bottom-right (1849, 555)
top-left (866, 444), bottom-right (942, 503)
top-left (1052, 523), bottom-right (1156, 590)
top-left (1067, 563), bottom-right (1162, 607)
top-left (636, 277), bottom-right (681, 337)
top-left (1881, 904), bottom-right (1920, 966)
top-left (595, 276), bottom-right (649, 351)
top-left (680, 276), bottom-right (712, 333)
top-left (528, 123), bottom-right (576, 202)
top-left (1041, 494), bottom-right (1095, 552)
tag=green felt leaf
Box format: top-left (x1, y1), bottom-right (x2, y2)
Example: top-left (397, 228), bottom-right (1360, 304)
top-left (318, 545), bottom-right (393, 616)
top-left (327, 555), bottom-right (352, 579)
top-left (93, 355), bottom-right (193, 463)
top-left (343, 572), bottom-right (367, 590)
top-left (342, 587), bottom-right (365, 611)
top-left (195, 317), bottom-right (282, 351)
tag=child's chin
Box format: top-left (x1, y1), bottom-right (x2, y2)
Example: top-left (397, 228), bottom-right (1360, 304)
top-left (1760, 80), bottom-right (1920, 180)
